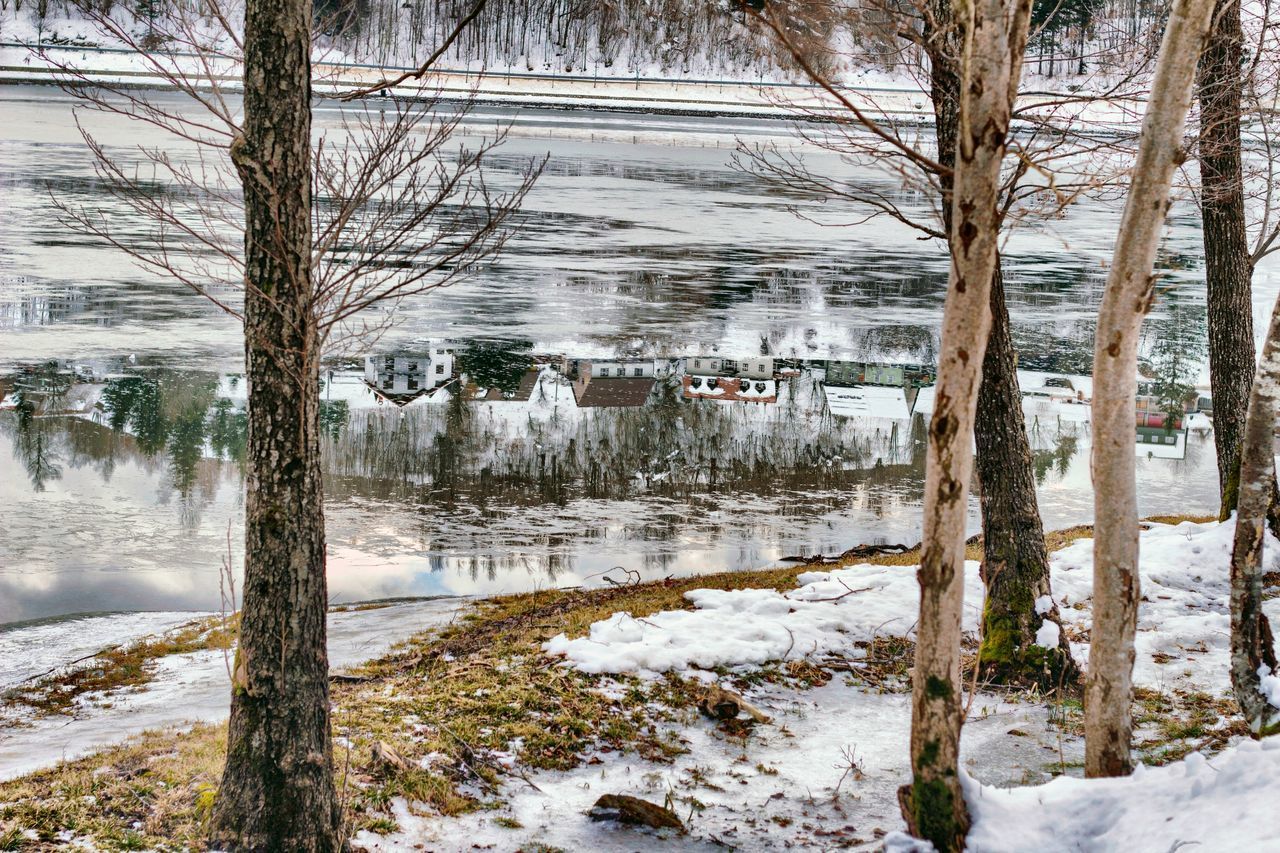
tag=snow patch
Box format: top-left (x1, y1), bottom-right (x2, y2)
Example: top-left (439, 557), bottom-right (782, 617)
top-left (966, 735), bottom-right (1280, 852)
top-left (544, 562), bottom-right (983, 675)
top-left (1034, 618), bottom-right (1060, 649)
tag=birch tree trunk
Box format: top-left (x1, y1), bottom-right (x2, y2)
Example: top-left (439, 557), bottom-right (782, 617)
top-left (1085, 0), bottom-right (1216, 779)
top-left (209, 0), bottom-right (342, 845)
top-left (1228, 288), bottom-right (1280, 735)
top-left (899, 0), bottom-right (1031, 845)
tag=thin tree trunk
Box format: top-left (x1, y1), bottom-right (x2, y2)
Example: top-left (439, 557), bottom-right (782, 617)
top-left (1086, 0), bottom-right (1216, 779)
top-left (900, 0), bottom-right (1031, 846)
top-left (209, 0), bottom-right (341, 844)
top-left (1197, 0), bottom-right (1254, 518)
top-left (1228, 287), bottom-right (1280, 735)
top-left (976, 266), bottom-right (1078, 687)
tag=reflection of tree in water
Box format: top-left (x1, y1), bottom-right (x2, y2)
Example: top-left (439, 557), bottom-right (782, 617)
top-left (325, 372), bottom-right (929, 514)
top-left (856, 325), bottom-right (937, 364)
top-left (456, 339), bottom-right (534, 393)
top-left (318, 400), bottom-right (349, 443)
top-left (1142, 294), bottom-right (1208, 421)
top-left (5, 363), bottom-right (75, 491)
top-left (11, 398), bottom-right (63, 491)
top-left (1032, 431), bottom-right (1080, 485)
top-left (100, 373), bottom-right (224, 503)
top-left (210, 399), bottom-right (249, 461)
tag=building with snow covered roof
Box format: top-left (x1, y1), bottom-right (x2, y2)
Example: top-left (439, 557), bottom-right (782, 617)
top-left (681, 374), bottom-right (778, 403)
top-left (363, 347), bottom-right (456, 406)
top-left (571, 373), bottom-right (655, 408)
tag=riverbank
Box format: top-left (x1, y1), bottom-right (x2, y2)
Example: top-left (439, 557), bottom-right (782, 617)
top-left (0, 598), bottom-right (463, 782)
top-left (0, 41), bottom-right (1143, 128)
top-left (2, 513), bottom-right (1271, 851)
top-left (0, 41), bottom-right (929, 121)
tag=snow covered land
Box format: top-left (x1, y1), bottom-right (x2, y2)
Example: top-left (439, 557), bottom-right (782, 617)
top-left (335, 518), bottom-right (1280, 851)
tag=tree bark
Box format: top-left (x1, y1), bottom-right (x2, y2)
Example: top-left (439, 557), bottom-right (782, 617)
top-left (975, 266), bottom-right (1079, 688)
top-left (1086, 0), bottom-right (1216, 779)
top-left (1228, 287), bottom-right (1280, 735)
top-left (923, 0), bottom-right (1076, 691)
top-left (901, 0), bottom-right (1031, 846)
top-left (209, 0), bottom-right (342, 845)
top-left (1197, 0), bottom-right (1254, 518)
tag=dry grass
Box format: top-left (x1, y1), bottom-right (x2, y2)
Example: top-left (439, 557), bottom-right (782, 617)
top-left (1132, 686), bottom-right (1248, 765)
top-left (0, 514), bottom-right (1213, 849)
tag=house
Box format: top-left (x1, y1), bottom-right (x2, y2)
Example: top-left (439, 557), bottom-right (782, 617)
top-left (1136, 425), bottom-right (1187, 460)
top-left (571, 366), bottom-right (655, 408)
top-left (363, 346), bottom-right (456, 406)
top-left (1135, 395), bottom-right (1185, 428)
top-left (569, 358), bottom-right (656, 380)
top-left (824, 360), bottom-right (934, 388)
top-left (682, 374), bottom-right (778, 404)
top-left (683, 356), bottom-right (774, 380)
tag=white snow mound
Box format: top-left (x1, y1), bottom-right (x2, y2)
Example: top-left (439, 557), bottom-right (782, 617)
top-left (966, 736), bottom-right (1280, 852)
top-left (543, 561), bottom-right (983, 675)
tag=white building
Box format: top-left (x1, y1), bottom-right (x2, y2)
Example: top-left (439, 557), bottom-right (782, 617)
top-left (580, 359), bottom-right (656, 380)
top-left (684, 356), bottom-right (774, 380)
top-left (363, 346), bottom-right (456, 397)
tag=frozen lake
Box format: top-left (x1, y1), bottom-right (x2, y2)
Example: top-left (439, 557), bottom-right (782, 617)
top-left (0, 84), bottom-right (1266, 626)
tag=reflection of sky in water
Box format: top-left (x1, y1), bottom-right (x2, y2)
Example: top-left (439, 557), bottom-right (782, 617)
top-left (0, 87), bottom-right (1263, 625)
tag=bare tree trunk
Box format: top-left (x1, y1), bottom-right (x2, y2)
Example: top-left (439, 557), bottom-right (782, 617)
top-left (1197, 0), bottom-right (1254, 517)
top-left (1228, 287), bottom-right (1280, 735)
top-left (1086, 0), bottom-right (1216, 779)
top-left (976, 266), bottom-right (1079, 687)
top-left (209, 0), bottom-right (341, 845)
top-left (900, 0), bottom-right (1031, 845)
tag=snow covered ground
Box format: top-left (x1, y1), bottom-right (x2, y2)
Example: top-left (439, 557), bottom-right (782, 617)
top-left (353, 518), bottom-right (1280, 851)
top-left (0, 38), bottom-right (1141, 127)
top-left (0, 598), bottom-right (463, 780)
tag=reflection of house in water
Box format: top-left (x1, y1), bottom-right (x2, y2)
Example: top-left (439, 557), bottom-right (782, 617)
top-left (685, 356), bottom-right (774, 380)
top-left (563, 357), bottom-right (657, 380)
top-left (822, 361), bottom-right (933, 420)
top-left (682, 374), bottom-right (778, 403)
top-left (566, 359), bottom-right (656, 408)
top-left (363, 347), bottom-right (455, 406)
top-left (1135, 409), bottom-right (1187, 460)
top-left (0, 365), bottom-right (104, 416)
top-left (464, 368), bottom-right (541, 402)
top-left (1023, 375), bottom-right (1086, 403)
top-left (825, 384), bottom-right (915, 419)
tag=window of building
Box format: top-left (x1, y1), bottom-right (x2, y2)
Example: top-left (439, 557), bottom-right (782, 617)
top-left (633, 367), bottom-right (643, 377)
top-left (408, 377), bottom-right (419, 390)
top-left (436, 364), bottom-right (445, 374)
top-left (600, 368), bottom-right (610, 377)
